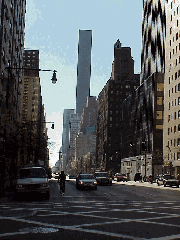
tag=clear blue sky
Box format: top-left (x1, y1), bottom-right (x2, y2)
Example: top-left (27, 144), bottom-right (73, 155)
top-left (25, 0), bottom-right (143, 167)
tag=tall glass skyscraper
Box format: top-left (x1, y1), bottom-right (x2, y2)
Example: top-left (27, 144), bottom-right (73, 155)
top-left (76, 30), bottom-right (92, 116)
top-left (141, 0), bottom-right (167, 83)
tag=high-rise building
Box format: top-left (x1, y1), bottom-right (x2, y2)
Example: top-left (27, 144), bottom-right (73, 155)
top-left (75, 96), bottom-right (97, 173)
top-left (76, 30), bottom-right (92, 116)
top-left (20, 50), bottom-right (44, 166)
top-left (62, 109), bottom-right (75, 171)
top-left (96, 40), bottom-right (140, 174)
top-left (141, 0), bottom-right (166, 83)
top-left (0, 0), bottom-right (26, 193)
top-left (164, 1), bottom-right (180, 176)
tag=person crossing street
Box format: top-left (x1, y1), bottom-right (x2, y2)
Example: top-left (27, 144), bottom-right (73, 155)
top-left (58, 171), bottom-right (66, 195)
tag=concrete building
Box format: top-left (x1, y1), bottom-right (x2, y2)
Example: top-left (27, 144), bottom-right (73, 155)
top-left (76, 30), bottom-right (92, 116)
top-left (75, 96), bottom-right (97, 173)
top-left (141, 0), bottom-right (166, 83)
top-left (121, 72), bottom-right (164, 180)
top-left (96, 40), bottom-right (140, 175)
top-left (20, 50), bottom-right (46, 166)
top-left (164, 0), bottom-right (180, 176)
top-left (62, 109), bottom-right (75, 171)
top-left (0, 0), bottom-right (26, 194)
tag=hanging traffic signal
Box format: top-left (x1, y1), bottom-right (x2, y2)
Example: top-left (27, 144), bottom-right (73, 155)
top-left (51, 124), bottom-right (54, 129)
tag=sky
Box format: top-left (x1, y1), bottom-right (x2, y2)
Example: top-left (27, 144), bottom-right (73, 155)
top-left (25, 0), bottom-right (143, 167)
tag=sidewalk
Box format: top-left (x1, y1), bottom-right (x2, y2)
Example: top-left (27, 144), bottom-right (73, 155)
top-left (113, 180), bottom-right (180, 191)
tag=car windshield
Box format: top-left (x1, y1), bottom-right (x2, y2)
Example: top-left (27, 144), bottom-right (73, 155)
top-left (18, 168), bottom-right (47, 178)
top-left (95, 173), bottom-right (108, 177)
top-left (163, 175), bottom-right (171, 179)
top-left (80, 174), bottom-right (94, 179)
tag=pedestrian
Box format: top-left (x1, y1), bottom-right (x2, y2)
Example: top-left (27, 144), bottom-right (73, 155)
top-left (58, 171), bottom-right (66, 195)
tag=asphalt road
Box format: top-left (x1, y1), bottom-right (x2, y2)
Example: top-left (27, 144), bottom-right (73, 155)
top-left (0, 179), bottom-right (180, 239)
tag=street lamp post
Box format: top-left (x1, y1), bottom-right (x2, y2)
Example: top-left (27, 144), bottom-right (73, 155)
top-left (5, 67), bottom-right (57, 84)
top-left (142, 140), bottom-right (147, 181)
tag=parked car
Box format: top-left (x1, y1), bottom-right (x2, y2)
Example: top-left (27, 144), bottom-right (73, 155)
top-left (164, 176), bottom-right (179, 188)
top-left (69, 174), bottom-right (76, 179)
top-left (54, 173), bottom-right (59, 179)
top-left (114, 173), bottom-right (128, 182)
top-left (94, 172), bottom-right (112, 186)
top-left (157, 174), bottom-right (171, 186)
top-left (76, 174), bottom-right (97, 190)
top-left (134, 173), bottom-right (142, 182)
top-left (15, 167), bottom-right (50, 200)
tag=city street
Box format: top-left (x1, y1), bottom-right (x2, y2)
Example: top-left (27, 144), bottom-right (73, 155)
top-left (0, 179), bottom-right (180, 239)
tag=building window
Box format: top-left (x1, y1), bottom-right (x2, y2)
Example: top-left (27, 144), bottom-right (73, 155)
top-left (174, 139), bottom-right (176, 147)
top-left (175, 72), bottom-right (177, 79)
top-left (157, 83), bottom-right (163, 91)
top-left (156, 111), bottom-right (162, 119)
top-left (168, 128), bottom-right (170, 135)
top-left (157, 97), bottom-right (163, 105)
top-left (178, 138), bottom-right (180, 146)
top-left (178, 110), bottom-right (180, 118)
top-left (170, 52), bottom-right (171, 59)
top-left (175, 85), bottom-right (177, 92)
top-left (178, 83), bottom-right (180, 91)
top-left (175, 112), bottom-right (177, 120)
top-left (178, 124), bottom-right (180, 131)
top-left (169, 77), bottom-right (171, 84)
top-left (168, 115), bottom-right (171, 122)
top-left (174, 125), bottom-right (177, 133)
top-left (178, 97), bottom-right (180, 105)
top-left (170, 27), bottom-right (172, 34)
top-left (176, 32), bottom-right (178, 41)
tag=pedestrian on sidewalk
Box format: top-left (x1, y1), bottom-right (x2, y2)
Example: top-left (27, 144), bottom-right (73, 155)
top-left (58, 171), bottom-right (66, 195)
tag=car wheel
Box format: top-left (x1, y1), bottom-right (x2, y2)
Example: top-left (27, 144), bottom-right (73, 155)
top-left (164, 183), bottom-right (166, 187)
top-left (177, 185), bottom-right (179, 188)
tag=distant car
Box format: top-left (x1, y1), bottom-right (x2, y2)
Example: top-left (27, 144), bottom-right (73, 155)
top-left (15, 167), bottom-right (50, 200)
top-left (134, 173), bottom-right (142, 182)
top-left (54, 173), bottom-right (59, 179)
top-left (69, 174), bottom-right (76, 179)
top-left (114, 173), bottom-right (128, 182)
top-left (76, 174), bottom-right (97, 190)
top-left (94, 172), bottom-right (112, 186)
top-left (157, 174), bottom-right (171, 186)
top-left (163, 176), bottom-right (179, 188)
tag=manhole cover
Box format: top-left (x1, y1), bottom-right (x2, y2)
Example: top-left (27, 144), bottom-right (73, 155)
top-left (19, 227), bottom-right (59, 233)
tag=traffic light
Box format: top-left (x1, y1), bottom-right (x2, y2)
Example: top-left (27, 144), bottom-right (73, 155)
top-left (51, 124), bottom-right (54, 129)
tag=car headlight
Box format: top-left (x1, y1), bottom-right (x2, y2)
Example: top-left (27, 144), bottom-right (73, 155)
top-left (42, 183), bottom-right (48, 187)
top-left (79, 181), bottom-right (83, 185)
top-left (17, 184), bottom-right (23, 188)
top-left (94, 181), bottom-right (97, 185)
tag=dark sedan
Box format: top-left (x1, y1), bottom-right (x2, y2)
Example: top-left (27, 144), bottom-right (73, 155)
top-left (114, 173), bottom-right (128, 182)
top-left (94, 172), bottom-right (112, 186)
top-left (76, 174), bottom-right (97, 190)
